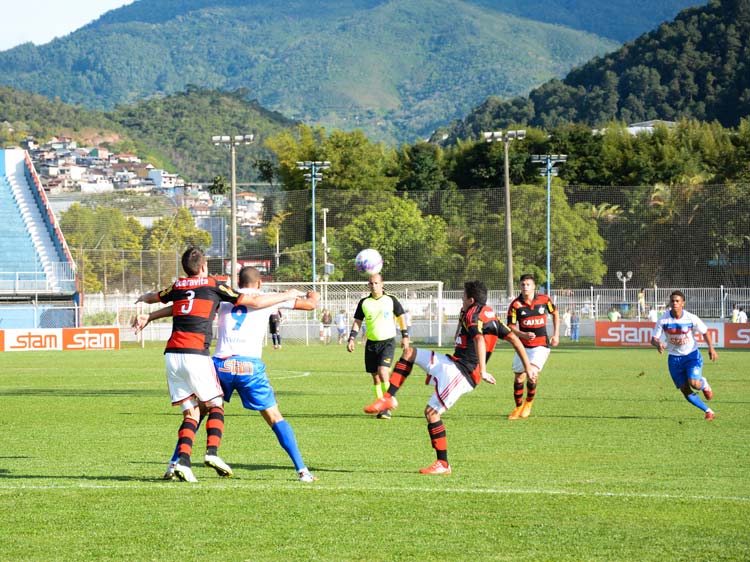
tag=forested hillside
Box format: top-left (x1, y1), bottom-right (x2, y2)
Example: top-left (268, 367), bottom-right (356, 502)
top-left (0, 86), bottom-right (298, 180)
top-left (440, 0), bottom-right (749, 141)
top-left (0, 0), bottom-right (623, 143)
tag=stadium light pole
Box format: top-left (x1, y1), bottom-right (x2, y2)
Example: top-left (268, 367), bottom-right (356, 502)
top-left (212, 134), bottom-right (254, 285)
top-left (483, 130), bottom-right (526, 297)
top-left (617, 270), bottom-right (633, 304)
top-left (296, 160), bottom-right (331, 291)
top-left (532, 154), bottom-right (567, 295)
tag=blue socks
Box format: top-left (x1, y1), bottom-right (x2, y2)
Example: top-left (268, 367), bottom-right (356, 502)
top-left (684, 392), bottom-right (709, 412)
top-left (272, 419), bottom-right (305, 471)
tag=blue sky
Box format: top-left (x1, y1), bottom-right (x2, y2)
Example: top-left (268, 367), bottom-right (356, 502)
top-left (0, 0), bottom-right (134, 51)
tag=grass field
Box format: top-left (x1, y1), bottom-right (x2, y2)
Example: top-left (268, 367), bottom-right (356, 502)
top-left (0, 341), bottom-right (748, 561)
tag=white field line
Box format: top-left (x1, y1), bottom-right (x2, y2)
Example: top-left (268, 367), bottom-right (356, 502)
top-left (0, 482), bottom-right (747, 502)
top-left (0, 371), bottom-right (313, 390)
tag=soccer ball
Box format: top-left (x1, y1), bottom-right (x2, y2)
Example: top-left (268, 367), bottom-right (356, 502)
top-left (355, 248), bottom-right (383, 275)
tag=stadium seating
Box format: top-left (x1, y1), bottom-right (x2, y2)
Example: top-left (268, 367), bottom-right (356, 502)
top-left (0, 150), bottom-right (73, 293)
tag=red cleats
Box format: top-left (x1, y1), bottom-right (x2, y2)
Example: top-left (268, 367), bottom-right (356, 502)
top-left (364, 394), bottom-right (398, 414)
top-left (702, 383), bottom-right (713, 401)
top-left (419, 460), bottom-right (451, 475)
top-left (705, 410), bottom-right (715, 421)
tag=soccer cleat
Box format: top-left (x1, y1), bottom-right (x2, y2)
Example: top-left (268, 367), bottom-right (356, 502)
top-left (520, 400), bottom-right (534, 419)
top-left (376, 409), bottom-right (392, 420)
top-left (163, 461), bottom-right (177, 480)
top-left (204, 454), bottom-right (233, 477)
top-left (298, 468), bottom-right (318, 483)
top-left (702, 382), bottom-right (713, 401)
top-left (173, 462), bottom-right (198, 482)
top-left (364, 394), bottom-right (398, 414)
top-left (705, 410), bottom-right (715, 421)
top-left (508, 405), bottom-right (524, 420)
top-left (419, 460), bottom-right (451, 475)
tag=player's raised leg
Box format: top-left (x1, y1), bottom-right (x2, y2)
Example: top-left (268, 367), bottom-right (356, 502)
top-left (364, 348), bottom-right (417, 413)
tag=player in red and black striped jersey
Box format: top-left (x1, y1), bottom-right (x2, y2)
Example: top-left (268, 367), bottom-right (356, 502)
top-left (136, 247), bottom-right (303, 482)
top-left (506, 273), bottom-right (560, 420)
top-left (364, 280), bottom-right (533, 474)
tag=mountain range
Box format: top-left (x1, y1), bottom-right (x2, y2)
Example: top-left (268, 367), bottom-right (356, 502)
top-left (441, 0), bottom-right (749, 140)
top-left (0, 0), bottom-right (699, 143)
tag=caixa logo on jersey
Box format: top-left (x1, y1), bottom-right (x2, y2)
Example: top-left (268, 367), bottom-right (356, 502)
top-left (1, 328), bottom-right (119, 352)
top-left (521, 317), bottom-right (546, 328)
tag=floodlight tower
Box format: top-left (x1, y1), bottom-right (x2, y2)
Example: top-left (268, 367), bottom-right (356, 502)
top-left (531, 154), bottom-right (568, 295)
top-left (483, 130), bottom-right (526, 298)
top-left (211, 134), bottom-right (255, 285)
top-left (296, 160), bottom-right (331, 291)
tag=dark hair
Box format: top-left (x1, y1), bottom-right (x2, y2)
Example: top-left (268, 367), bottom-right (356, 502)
top-left (519, 273), bottom-right (535, 283)
top-left (238, 266), bottom-right (261, 288)
top-left (181, 247), bottom-right (205, 276)
top-left (464, 280), bottom-right (488, 304)
top-left (670, 290), bottom-right (686, 301)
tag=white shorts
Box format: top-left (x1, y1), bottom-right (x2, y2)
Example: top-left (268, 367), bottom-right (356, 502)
top-left (414, 348), bottom-right (475, 415)
top-left (512, 346), bottom-right (551, 374)
top-left (165, 352), bottom-right (224, 407)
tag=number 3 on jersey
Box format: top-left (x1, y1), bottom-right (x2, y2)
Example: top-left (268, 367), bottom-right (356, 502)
top-left (179, 290), bottom-right (196, 314)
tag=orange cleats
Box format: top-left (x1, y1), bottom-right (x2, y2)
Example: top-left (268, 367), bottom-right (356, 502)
top-left (364, 394), bottom-right (398, 414)
top-left (419, 460), bottom-right (451, 475)
top-left (705, 410), bottom-right (715, 420)
top-left (520, 400), bottom-right (534, 419)
top-left (508, 405), bottom-right (524, 420)
top-left (702, 383), bottom-right (713, 401)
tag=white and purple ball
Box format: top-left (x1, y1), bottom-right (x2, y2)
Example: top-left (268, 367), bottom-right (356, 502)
top-left (355, 248), bottom-right (383, 275)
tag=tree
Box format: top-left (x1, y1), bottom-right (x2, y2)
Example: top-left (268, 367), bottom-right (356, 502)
top-left (337, 196), bottom-right (450, 281)
top-left (265, 125), bottom-right (398, 192)
top-left (511, 182), bottom-right (607, 287)
top-left (145, 207), bottom-right (211, 252)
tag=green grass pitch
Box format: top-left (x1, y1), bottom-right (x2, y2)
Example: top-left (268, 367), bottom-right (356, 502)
top-left (0, 341), bottom-right (748, 561)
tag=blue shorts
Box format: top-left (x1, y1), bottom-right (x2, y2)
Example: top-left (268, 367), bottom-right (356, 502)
top-left (212, 356), bottom-right (277, 411)
top-left (667, 350), bottom-right (703, 388)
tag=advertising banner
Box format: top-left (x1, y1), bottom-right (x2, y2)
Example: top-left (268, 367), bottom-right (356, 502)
top-left (0, 327), bottom-right (119, 352)
top-left (595, 321), bottom-right (745, 349)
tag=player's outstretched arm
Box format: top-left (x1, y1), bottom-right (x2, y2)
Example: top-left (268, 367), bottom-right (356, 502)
top-left (238, 289), bottom-right (305, 309)
top-left (293, 290), bottom-right (320, 311)
top-left (135, 291), bottom-right (161, 304)
top-left (132, 306), bottom-right (172, 334)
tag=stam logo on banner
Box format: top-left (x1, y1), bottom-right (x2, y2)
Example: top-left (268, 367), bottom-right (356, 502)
top-left (0, 327), bottom-right (120, 352)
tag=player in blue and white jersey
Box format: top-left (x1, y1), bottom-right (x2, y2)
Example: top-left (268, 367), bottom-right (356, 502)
top-left (651, 290), bottom-right (718, 420)
top-left (137, 266), bottom-right (319, 481)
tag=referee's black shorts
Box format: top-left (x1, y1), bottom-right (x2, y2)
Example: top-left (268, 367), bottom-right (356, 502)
top-left (364, 338), bottom-right (396, 373)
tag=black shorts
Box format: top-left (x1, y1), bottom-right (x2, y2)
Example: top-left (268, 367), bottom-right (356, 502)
top-left (364, 338), bottom-right (396, 374)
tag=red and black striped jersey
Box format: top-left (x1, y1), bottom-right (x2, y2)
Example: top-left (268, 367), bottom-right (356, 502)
top-left (507, 293), bottom-right (556, 348)
top-left (158, 276), bottom-right (241, 355)
top-left (451, 303), bottom-right (512, 386)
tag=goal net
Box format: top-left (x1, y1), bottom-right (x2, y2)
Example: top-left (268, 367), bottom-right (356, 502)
top-left (263, 280), bottom-right (447, 346)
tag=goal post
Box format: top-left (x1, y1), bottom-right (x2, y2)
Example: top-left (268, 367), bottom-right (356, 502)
top-left (263, 280), bottom-right (446, 346)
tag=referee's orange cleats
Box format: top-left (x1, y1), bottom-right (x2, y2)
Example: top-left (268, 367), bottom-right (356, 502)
top-left (364, 394), bottom-right (398, 414)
